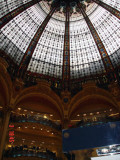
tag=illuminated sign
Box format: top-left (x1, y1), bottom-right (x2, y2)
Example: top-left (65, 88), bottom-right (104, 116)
top-left (9, 124), bottom-right (14, 143)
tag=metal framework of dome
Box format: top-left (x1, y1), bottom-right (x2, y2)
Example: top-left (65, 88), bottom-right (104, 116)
top-left (0, 0), bottom-right (120, 90)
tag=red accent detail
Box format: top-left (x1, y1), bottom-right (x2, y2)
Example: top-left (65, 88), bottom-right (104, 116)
top-left (9, 131), bottom-right (14, 136)
top-left (9, 137), bottom-right (14, 140)
top-left (9, 140), bottom-right (14, 143)
top-left (9, 125), bottom-right (14, 128)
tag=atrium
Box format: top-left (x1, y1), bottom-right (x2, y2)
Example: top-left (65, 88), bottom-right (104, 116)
top-left (0, 0), bottom-right (120, 160)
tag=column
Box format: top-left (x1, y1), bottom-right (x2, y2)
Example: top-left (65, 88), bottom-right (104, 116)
top-left (17, 4), bottom-right (58, 78)
top-left (0, 0), bottom-right (42, 29)
top-left (62, 6), bottom-right (70, 90)
top-left (93, 0), bottom-right (120, 20)
top-left (77, 3), bottom-right (115, 75)
top-left (0, 107), bottom-right (11, 160)
top-left (63, 118), bottom-right (70, 129)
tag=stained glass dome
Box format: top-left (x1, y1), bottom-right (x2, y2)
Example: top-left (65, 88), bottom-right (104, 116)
top-left (0, 0), bottom-right (120, 81)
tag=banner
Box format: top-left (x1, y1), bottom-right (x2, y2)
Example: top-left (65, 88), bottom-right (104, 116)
top-left (62, 121), bottom-right (120, 152)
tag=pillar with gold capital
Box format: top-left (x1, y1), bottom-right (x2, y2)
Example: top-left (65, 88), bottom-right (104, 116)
top-left (0, 106), bottom-right (12, 160)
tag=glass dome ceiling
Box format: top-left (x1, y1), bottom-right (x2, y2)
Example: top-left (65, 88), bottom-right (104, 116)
top-left (0, 0), bottom-right (120, 80)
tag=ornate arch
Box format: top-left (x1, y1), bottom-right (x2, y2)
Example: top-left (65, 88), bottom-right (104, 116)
top-left (0, 57), bottom-right (13, 107)
top-left (13, 81), bottom-right (64, 120)
top-left (69, 82), bottom-right (119, 119)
